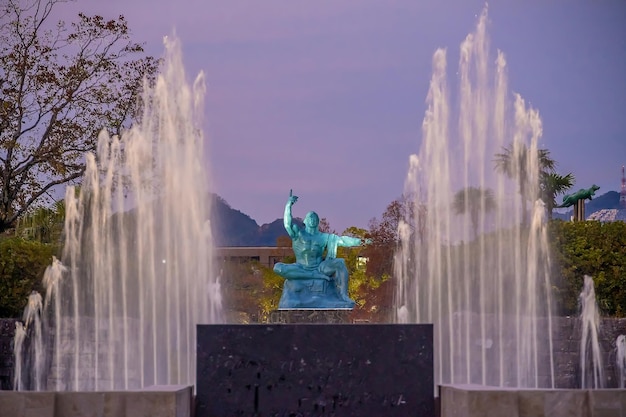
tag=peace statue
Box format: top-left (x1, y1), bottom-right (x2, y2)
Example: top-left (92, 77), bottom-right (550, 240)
top-left (273, 190), bottom-right (369, 309)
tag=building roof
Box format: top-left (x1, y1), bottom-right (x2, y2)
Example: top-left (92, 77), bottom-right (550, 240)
top-left (587, 209), bottom-right (626, 222)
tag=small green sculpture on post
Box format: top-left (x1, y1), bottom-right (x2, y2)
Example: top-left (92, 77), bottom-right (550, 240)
top-left (559, 184), bottom-right (600, 222)
top-left (273, 190), bottom-right (369, 309)
top-left (559, 184), bottom-right (600, 208)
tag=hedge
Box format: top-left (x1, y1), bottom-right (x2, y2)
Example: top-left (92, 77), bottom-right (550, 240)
top-left (0, 237), bottom-right (55, 318)
top-left (549, 220), bottom-right (626, 317)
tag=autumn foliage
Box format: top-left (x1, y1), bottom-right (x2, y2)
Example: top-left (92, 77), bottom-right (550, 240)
top-left (0, 0), bottom-right (158, 232)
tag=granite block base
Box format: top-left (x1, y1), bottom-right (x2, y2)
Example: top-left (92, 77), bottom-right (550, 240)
top-left (196, 323), bottom-right (434, 417)
top-left (440, 384), bottom-right (626, 417)
top-left (0, 319), bottom-right (18, 390)
top-left (269, 309), bottom-right (352, 324)
top-left (0, 385), bottom-right (192, 417)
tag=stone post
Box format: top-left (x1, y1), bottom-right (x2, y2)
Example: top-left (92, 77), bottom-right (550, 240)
top-left (574, 199), bottom-right (585, 221)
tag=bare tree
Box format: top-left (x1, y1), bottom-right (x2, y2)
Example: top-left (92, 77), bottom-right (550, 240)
top-left (318, 217), bottom-right (334, 233)
top-left (366, 195), bottom-right (417, 278)
top-left (0, 0), bottom-right (158, 232)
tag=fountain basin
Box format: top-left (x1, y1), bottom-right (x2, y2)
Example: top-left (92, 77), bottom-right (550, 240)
top-left (0, 385), bottom-right (192, 417)
top-left (440, 384), bottom-right (626, 417)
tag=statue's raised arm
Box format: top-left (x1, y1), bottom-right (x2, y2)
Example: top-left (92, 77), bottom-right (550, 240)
top-left (283, 189), bottom-right (299, 238)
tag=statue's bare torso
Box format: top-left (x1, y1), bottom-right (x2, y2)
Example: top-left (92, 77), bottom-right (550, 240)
top-left (292, 230), bottom-right (328, 270)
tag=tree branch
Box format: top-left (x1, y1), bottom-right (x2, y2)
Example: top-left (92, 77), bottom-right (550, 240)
top-left (6, 169), bottom-right (83, 225)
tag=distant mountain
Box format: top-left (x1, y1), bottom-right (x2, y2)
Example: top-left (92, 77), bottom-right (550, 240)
top-left (212, 191), bottom-right (623, 246)
top-left (553, 191), bottom-right (619, 220)
top-left (211, 195), bottom-right (302, 246)
top-left (211, 194), bottom-right (259, 246)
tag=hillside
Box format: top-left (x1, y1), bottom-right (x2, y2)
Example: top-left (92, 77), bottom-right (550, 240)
top-left (212, 190), bottom-right (622, 245)
top-left (211, 195), bottom-right (302, 246)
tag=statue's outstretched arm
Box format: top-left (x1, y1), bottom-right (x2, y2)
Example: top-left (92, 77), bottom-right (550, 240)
top-left (284, 190), bottom-right (299, 238)
top-left (337, 235), bottom-right (369, 248)
top-left (325, 234), bottom-right (370, 259)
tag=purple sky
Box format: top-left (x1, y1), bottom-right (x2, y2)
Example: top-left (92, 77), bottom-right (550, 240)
top-left (53, 0), bottom-right (626, 231)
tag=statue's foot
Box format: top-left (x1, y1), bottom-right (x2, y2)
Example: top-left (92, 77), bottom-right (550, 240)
top-left (340, 299), bottom-right (356, 309)
top-left (339, 294), bottom-right (355, 304)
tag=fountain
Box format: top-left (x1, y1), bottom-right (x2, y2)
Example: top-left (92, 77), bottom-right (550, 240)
top-left (617, 334), bottom-right (626, 389)
top-left (579, 275), bottom-right (604, 388)
top-left (394, 7), bottom-right (555, 389)
top-left (13, 293), bottom-right (43, 391)
top-left (6, 8), bottom-right (625, 417)
top-left (13, 35), bottom-right (223, 391)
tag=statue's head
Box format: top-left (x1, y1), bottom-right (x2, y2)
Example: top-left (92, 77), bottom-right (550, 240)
top-left (303, 211), bottom-right (320, 229)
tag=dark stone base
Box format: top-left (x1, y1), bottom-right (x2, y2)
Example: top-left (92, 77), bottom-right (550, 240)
top-left (269, 309), bottom-right (351, 324)
top-left (196, 324), bottom-right (434, 417)
top-left (0, 319), bottom-right (17, 391)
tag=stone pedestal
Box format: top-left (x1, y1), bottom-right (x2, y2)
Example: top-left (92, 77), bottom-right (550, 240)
top-left (268, 309), bottom-right (351, 324)
top-left (0, 319), bottom-right (17, 390)
top-left (574, 199), bottom-right (586, 221)
top-left (440, 384), bottom-right (626, 417)
top-left (196, 324), bottom-right (434, 417)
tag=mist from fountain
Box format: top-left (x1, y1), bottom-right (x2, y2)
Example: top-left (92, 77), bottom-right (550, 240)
top-left (617, 335), bottom-right (626, 389)
top-left (13, 36), bottom-right (223, 391)
top-left (13, 293), bottom-right (43, 390)
top-left (394, 7), bottom-right (555, 389)
top-left (579, 275), bottom-right (604, 389)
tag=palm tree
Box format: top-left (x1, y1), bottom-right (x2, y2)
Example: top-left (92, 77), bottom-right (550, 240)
top-left (453, 186), bottom-right (496, 239)
top-left (540, 172), bottom-right (575, 220)
top-left (494, 143), bottom-right (556, 225)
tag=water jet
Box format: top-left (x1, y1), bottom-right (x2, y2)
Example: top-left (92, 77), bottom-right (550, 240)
top-left (13, 35), bottom-right (223, 392)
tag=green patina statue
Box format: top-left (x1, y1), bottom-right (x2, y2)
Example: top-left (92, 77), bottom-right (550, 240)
top-left (273, 190), bottom-right (369, 309)
top-left (559, 184), bottom-right (600, 208)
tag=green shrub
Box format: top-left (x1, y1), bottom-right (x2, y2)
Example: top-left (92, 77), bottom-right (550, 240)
top-left (0, 237), bottom-right (55, 318)
top-left (549, 220), bottom-right (626, 317)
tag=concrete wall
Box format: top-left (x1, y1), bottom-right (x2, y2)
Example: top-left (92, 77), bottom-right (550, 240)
top-left (215, 246), bottom-right (293, 268)
top-left (0, 385), bottom-right (192, 417)
top-left (440, 384), bottom-right (626, 417)
top-left (553, 317), bottom-right (626, 388)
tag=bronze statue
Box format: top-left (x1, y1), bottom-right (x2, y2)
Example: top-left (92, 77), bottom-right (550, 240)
top-left (273, 190), bottom-right (369, 309)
